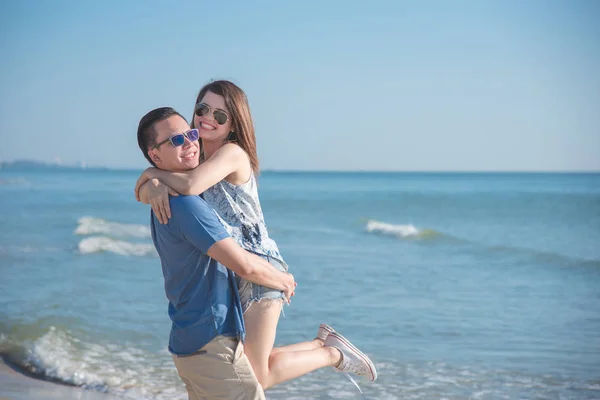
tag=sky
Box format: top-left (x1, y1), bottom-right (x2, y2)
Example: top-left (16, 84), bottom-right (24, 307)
top-left (0, 0), bottom-right (598, 171)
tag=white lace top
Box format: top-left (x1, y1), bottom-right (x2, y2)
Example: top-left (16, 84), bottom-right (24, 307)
top-left (202, 173), bottom-right (285, 264)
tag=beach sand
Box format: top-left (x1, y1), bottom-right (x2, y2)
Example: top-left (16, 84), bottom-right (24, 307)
top-left (0, 361), bottom-right (121, 400)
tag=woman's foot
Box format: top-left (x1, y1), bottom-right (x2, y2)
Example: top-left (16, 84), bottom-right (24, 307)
top-left (324, 331), bottom-right (377, 382)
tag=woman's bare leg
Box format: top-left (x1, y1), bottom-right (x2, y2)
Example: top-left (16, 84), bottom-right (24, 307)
top-left (243, 300), bottom-right (341, 390)
top-left (271, 338), bottom-right (324, 355)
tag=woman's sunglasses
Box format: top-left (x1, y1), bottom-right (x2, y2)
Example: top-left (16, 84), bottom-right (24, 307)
top-left (152, 129), bottom-right (199, 150)
top-left (194, 103), bottom-right (229, 125)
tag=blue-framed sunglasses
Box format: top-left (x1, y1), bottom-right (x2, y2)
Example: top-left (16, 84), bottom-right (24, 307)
top-left (152, 129), bottom-right (199, 150)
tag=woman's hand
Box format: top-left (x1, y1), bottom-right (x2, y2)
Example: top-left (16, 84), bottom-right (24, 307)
top-left (145, 178), bottom-right (179, 224)
top-left (283, 273), bottom-right (297, 304)
top-left (134, 168), bottom-right (158, 202)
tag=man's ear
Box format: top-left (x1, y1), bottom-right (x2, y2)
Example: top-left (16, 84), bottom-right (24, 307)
top-left (148, 149), bottom-right (161, 164)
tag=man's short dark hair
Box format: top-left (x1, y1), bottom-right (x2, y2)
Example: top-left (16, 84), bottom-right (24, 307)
top-left (137, 107), bottom-right (187, 167)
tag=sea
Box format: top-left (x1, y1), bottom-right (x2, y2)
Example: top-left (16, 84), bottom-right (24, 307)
top-left (1, 166), bottom-right (599, 400)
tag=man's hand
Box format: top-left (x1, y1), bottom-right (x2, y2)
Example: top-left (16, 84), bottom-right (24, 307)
top-left (207, 239), bottom-right (298, 299)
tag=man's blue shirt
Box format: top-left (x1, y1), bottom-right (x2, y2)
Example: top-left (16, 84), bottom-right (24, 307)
top-left (150, 195), bottom-right (245, 355)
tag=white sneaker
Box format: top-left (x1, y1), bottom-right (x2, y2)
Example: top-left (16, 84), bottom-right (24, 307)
top-left (316, 323), bottom-right (335, 341)
top-left (324, 331), bottom-right (377, 382)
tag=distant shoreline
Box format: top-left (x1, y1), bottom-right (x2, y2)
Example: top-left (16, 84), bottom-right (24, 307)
top-left (1, 161), bottom-right (599, 174)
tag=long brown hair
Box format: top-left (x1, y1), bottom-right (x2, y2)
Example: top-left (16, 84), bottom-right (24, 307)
top-left (191, 80), bottom-right (259, 175)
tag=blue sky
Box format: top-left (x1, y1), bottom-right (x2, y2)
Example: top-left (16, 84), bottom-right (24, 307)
top-left (1, 0), bottom-right (598, 171)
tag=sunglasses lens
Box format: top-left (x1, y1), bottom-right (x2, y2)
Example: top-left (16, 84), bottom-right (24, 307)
top-left (187, 129), bottom-right (199, 141)
top-left (195, 103), bottom-right (209, 117)
top-left (214, 111), bottom-right (228, 125)
top-left (170, 134), bottom-right (185, 147)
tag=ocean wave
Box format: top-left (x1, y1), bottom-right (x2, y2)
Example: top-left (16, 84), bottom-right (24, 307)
top-left (0, 177), bottom-right (29, 186)
top-left (0, 245), bottom-right (62, 254)
top-left (78, 236), bottom-right (156, 257)
top-left (486, 245), bottom-right (600, 268)
top-left (266, 358), bottom-right (600, 400)
top-left (1, 325), bottom-right (185, 399)
top-left (1, 324), bottom-right (599, 400)
top-left (364, 220), bottom-right (600, 267)
top-left (75, 217), bottom-right (151, 238)
top-left (365, 220), bottom-right (441, 240)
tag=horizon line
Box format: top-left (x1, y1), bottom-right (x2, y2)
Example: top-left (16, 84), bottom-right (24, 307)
top-left (1, 161), bottom-right (599, 174)
top-left (1, 159), bottom-right (599, 174)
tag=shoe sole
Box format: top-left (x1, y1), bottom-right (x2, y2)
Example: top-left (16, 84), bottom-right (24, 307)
top-left (322, 324), bottom-right (335, 335)
top-left (316, 324), bottom-right (335, 341)
top-left (331, 333), bottom-right (377, 382)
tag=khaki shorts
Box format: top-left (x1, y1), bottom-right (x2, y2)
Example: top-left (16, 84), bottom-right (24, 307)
top-left (172, 335), bottom-right (265, 400)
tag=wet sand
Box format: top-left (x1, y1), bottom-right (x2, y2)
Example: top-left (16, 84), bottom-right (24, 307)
top-left (0, 361), bottom-right (121, 400)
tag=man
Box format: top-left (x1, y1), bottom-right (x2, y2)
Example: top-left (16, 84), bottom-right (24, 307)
top-left (136, 107), bottom-right (295, 400)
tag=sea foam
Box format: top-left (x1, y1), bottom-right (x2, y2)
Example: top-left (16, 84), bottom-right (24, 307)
top-left (4, 323), bottom-right (598, 400)
top-left (12, 325), bottom-right (186, 399)
top-left (75, 217), bottom-right (151, 238)
top-left (365, 219), bottom-right (444, 240)
top-left (78, 236), bottom-right (156, 257)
